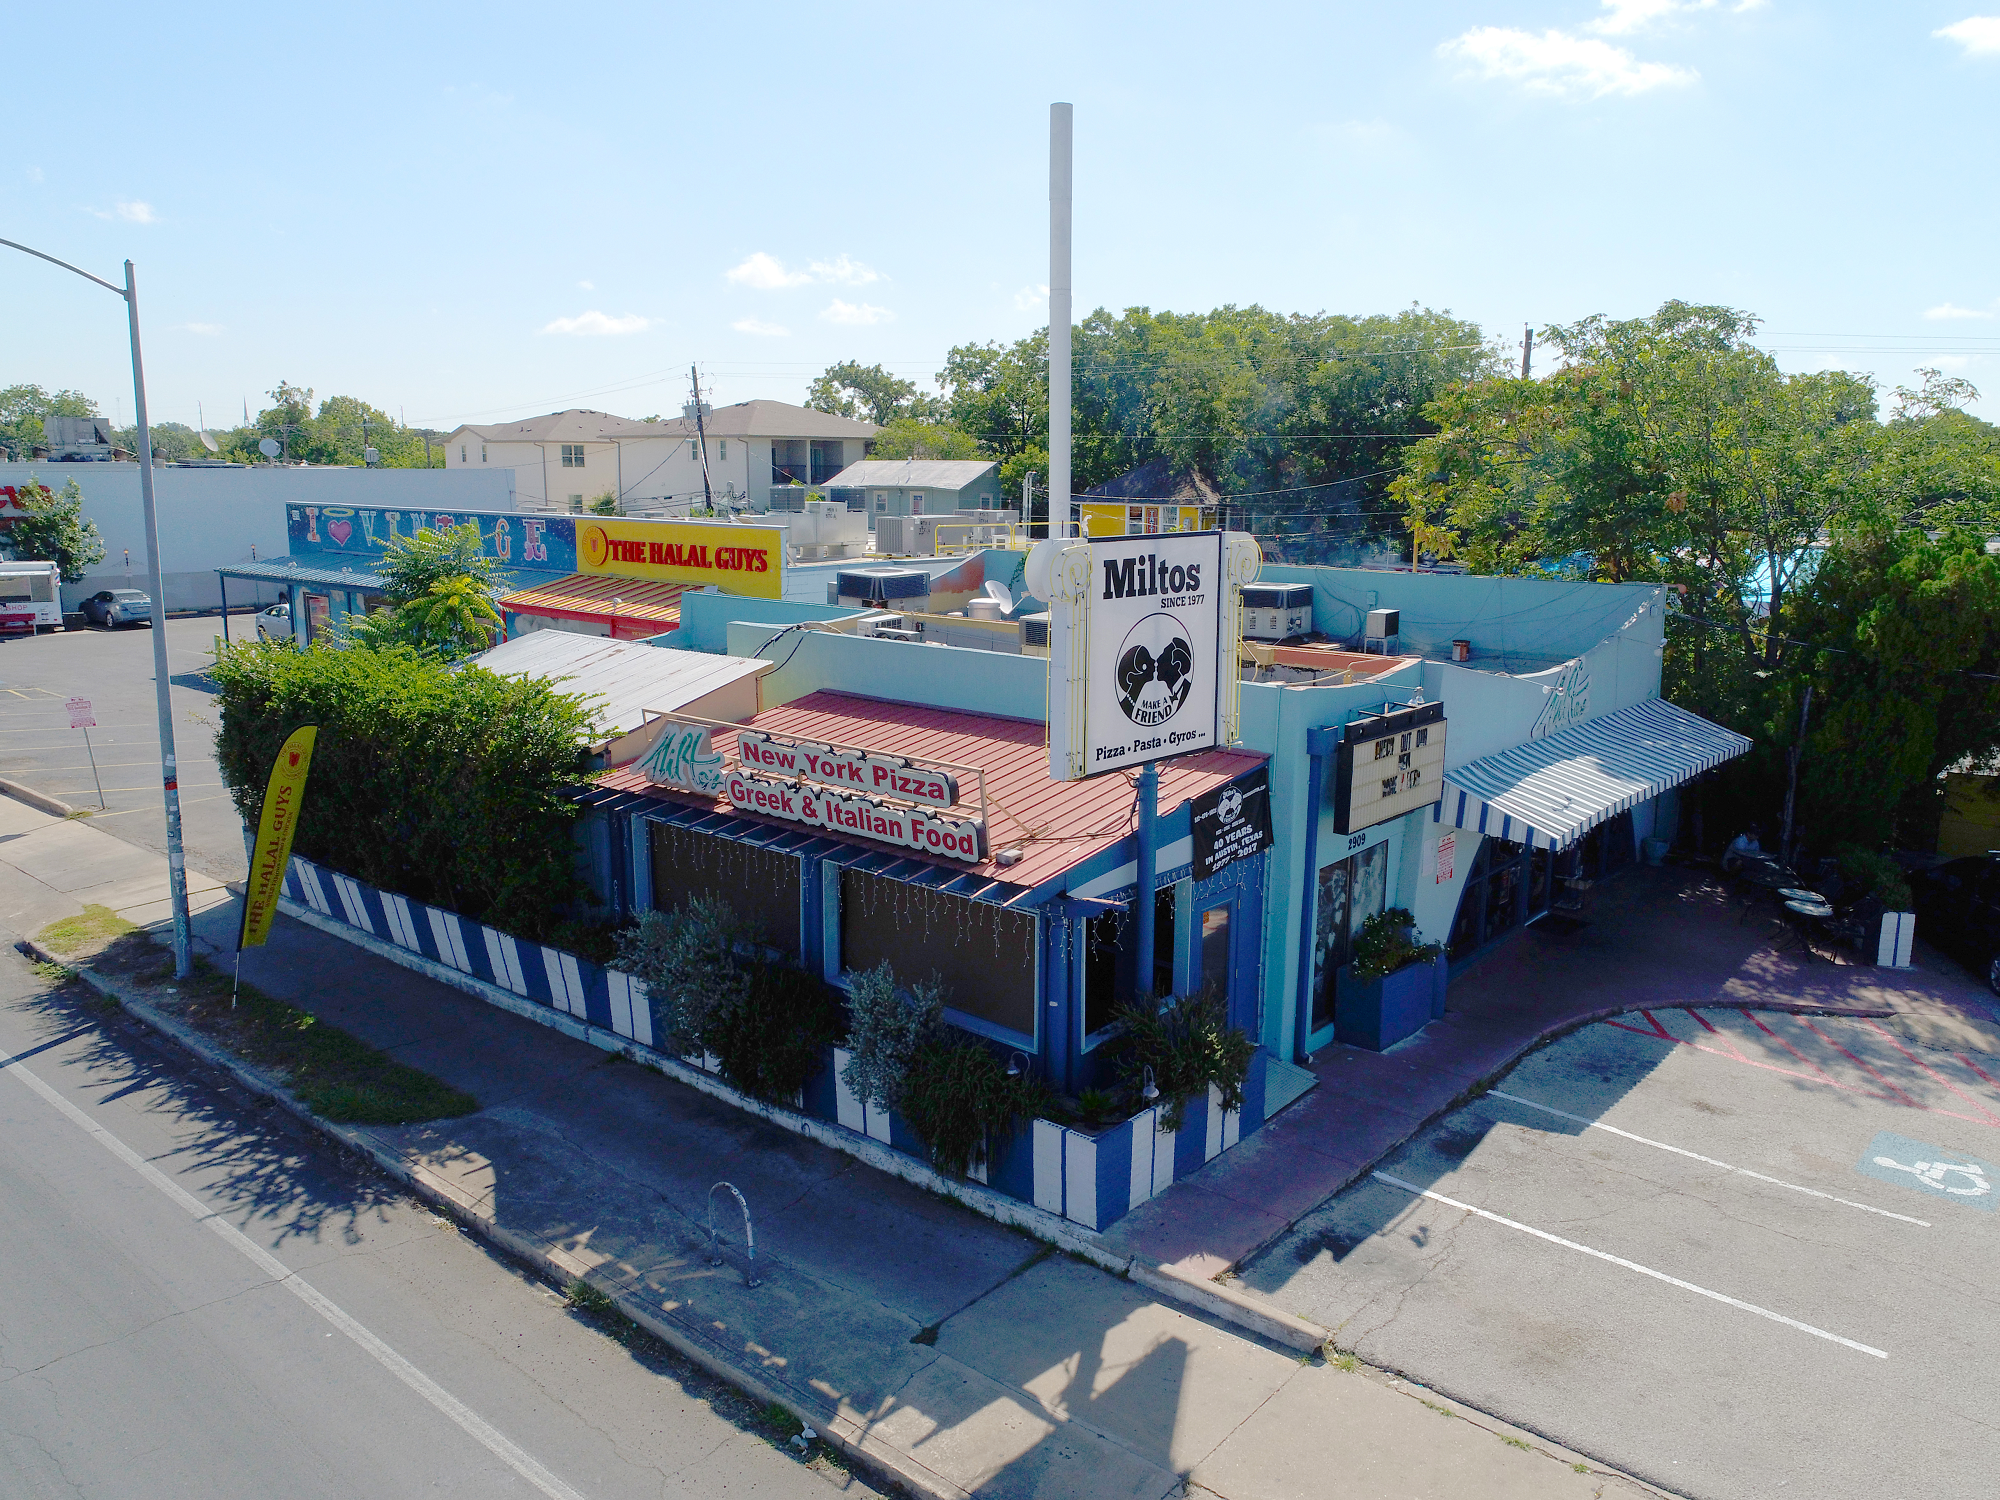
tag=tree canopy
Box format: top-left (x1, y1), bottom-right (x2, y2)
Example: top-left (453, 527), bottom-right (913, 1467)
top-left (5, 476), bottom-right (107, 581)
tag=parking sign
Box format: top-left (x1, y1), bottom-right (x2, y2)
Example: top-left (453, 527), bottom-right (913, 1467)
top-left (66, 697), bottom-right (94, 729)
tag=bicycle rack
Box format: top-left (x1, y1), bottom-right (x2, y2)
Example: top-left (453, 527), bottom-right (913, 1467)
top-left (706, 1181), bottom-right (759, 1287)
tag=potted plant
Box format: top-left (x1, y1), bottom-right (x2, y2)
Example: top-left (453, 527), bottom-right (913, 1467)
top-left (1335, 908), bottom-right (1446, 1051)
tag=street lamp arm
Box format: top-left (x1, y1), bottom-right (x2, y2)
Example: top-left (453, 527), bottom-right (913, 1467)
top-left (0, 236), bottom-right (126, 297)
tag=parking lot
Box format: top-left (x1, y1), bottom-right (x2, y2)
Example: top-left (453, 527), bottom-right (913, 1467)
top-left (1243, 1005), bottom-right (2000, 1499)
top-left (0, 618), bottom-right (246, 883)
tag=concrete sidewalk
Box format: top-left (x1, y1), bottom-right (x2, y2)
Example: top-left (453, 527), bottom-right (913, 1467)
top-left (1099, 864), bottom-right (2000, 1281)
top-left (0, 790), bottom-right (1649, 1500)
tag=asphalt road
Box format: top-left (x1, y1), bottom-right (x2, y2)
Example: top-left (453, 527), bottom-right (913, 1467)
top-left (0, 618), bottom-right (250, 884)
top-left (0, 948), bottom-right (876, 1500)
top-left (1241, 1006), bottom-right (2000, 1500)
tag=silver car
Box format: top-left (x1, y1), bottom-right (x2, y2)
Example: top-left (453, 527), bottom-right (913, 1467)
top-left (82, 589), bottom-right (153, 628)
top-left (255, 602), bottom-right (293, 641)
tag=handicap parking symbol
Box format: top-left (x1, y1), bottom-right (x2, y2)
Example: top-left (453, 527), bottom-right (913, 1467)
top-left (1854, 1131), bottom-right (1996, 1212)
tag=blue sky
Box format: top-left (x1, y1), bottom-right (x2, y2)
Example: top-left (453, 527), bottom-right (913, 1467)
top-left (7, 1), bottom-right (1999, 431)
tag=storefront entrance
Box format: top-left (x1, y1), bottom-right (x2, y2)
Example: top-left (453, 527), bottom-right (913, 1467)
top-left (1305, 841), bottom-right (1389, 1053)
top-left (1447, 837), bottom-right (1552, 964)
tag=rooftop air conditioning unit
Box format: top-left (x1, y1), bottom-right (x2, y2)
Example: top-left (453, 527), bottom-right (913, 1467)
top-left (1363, 607), bottom-right (1401, 657)
top-left (1240, 583), bottom-right (1313, 642)
top-left (833, 567), bottom-right (931, 611)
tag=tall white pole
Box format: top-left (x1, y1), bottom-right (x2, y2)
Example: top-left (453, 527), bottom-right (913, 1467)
top-left (1049, 103), bottom-right (1073, 540)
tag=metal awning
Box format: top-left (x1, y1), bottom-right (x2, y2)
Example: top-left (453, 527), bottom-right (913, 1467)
top-left (215, 560), bottom-right (385, 589)
top-left (1436, 698), bottom-right (1751, 852)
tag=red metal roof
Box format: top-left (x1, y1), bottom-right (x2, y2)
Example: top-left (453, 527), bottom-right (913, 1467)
top-left (500, 572), bottom-right (685, 639)
top-left (597, 689), bottom-right (1265, 893)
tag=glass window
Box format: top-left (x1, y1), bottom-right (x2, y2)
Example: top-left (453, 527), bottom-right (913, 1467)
top-left (1310, 843), bottom-right (1386, 1029)
top-left (649, 821), bottom-right (801, 960)
top-left (1083, 909), bottom-right (1122, 1042)
top-left (719, 440), bottom-right (727, 461)
top-left (480, 445), bottom-right (487, 462)
top-left (561, 444), bottom-right (585, 468)
top-left (568, 494), bottom-right (583, 511)
top-left (1200, 903), bottom-right (1231, 1000)
top-left (840, 867), bottom-right (1035, 1039)
top-left (460, 446), bottom-right (466, 463)
top-left (1154, 884), bottom-right (1177, 1000)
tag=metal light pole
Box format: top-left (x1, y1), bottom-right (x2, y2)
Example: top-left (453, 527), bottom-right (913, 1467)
top-left (1, 238), bottom-right (194, 978)
top-left (1049, 103), bottom-right (1073, 542)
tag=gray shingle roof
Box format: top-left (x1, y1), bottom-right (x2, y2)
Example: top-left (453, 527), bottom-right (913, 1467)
top-left (448, 401), bottom-right (875, 445)
top-left (824, 459), bottom-right (999, 490)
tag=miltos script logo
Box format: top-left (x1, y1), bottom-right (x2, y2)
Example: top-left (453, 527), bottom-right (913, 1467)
top-left (1101, 553), bottom-right (1202, 601)
top-left (1116, 614), bottom-right (1194, 727)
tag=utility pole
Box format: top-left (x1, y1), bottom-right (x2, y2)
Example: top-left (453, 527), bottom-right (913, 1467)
top-left (690, 365), bottom-right (715, 514)
top-left (1780, 683), bottom-right (1813, 869)
top-left (1521, 324), bottom-right (1534, 380)
top-left (1049, 102), bottom-right (1073, 540)
top-left (1023, 470), bottom-right (1039, 537)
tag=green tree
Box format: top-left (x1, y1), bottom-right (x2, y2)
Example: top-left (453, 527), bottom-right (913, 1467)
top-left (807, 361), bottom-right (940, 425)
top-left (865, 418), bottom-right (982, 461)
top-left (374, 523), bottom-right (499, 605)
top-left (0, 385), bottom-right (98, 459)
top-left (346, 523), bottom-right (503, 659)
top-left (6, 477), bottom-right (107, 581)
top-left (399, 575), bottom-right (503, 658)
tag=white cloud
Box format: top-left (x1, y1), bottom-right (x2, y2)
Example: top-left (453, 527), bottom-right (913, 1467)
top-left (820, 300), bottom-right (893, 326)
top-left (114, 200), bottom-right (157, 224)
top-left (1439, 25), bottom-right (1698, 96)
top-left (726, 251), bottom-right (883, 290)
top-left (1925, 302), bottom-right (1996, 320)
top-left (578, 279), bottom-right (594, 290)
top-left (1936, 16), bottom-right (2000, 55)
top-left (807, 254), bottom-right (881, 286)
top-left (540, 310), bottom-right (651, 336)
top-left (1930, 354), bottom-right (1975, 370)
top-left (174, 322), bottom-right (224, 336)
top-left (1587, 0), bottom-right (1760, 35)
top-left (726, 252), bottom-right (813, 289)
top-left (1014, 284), bottom-right (1049, 311)
top-left (732, 317), bottom-right (790, 337)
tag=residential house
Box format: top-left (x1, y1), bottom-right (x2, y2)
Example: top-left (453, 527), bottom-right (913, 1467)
top-left (823, 459), bottom-right (1004, 521)
top-left (442, 401), bottom-right (876, 515)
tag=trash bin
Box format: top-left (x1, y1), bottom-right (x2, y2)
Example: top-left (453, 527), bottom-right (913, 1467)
top-left (1642, 836), bottom-right (1669, 866)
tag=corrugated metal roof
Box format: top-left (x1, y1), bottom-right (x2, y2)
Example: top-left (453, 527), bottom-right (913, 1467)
top-left (216, 560), bottom-right (386, 588)
top-left (499, 572), bottom-right (685, 626)
top-left (823, 460), bottom-right (1000, 490)
top-left (471, 633), bottom-right (769, 737)
top-left (596, 689), bottom-right (1264, 896)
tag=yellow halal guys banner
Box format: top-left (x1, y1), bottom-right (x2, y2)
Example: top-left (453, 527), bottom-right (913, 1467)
top-left (577, 518), bottom-right (786, 600)
top-left (239, 726), bottom-right (318, 951)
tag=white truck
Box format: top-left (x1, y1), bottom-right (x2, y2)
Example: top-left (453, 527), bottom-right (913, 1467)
top-left (0, 560), bottom-right (63, 635)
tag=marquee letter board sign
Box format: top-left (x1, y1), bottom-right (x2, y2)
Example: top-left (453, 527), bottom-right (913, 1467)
top-left (1331, 701), bottom-right (1446, 835)
top-left (1048, 531), bottom-right (1226, 781)
top-left (1191, 766), bottom-right (1273, 881)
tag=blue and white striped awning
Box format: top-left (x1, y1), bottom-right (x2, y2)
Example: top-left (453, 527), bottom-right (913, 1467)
top-left (1435, 698), bottom-right (1751, 852)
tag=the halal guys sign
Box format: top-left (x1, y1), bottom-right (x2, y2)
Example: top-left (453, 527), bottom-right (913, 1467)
top-left (1048, 531), bottom-right (1225, 780)
top-left (639, 724), bottom-right (987, 862)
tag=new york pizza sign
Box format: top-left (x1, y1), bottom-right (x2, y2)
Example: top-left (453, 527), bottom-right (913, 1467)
top-left (725, 770), bottom-right (987, 862)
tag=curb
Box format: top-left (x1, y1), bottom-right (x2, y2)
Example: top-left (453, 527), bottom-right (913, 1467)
top-left (0, 777), bottom-right (75, 819)
top-left (18, 936), bottom-right (973, 1500)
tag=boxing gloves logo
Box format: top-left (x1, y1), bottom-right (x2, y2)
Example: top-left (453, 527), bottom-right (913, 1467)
top-left (1116, 614), bottom-right (1195, 727)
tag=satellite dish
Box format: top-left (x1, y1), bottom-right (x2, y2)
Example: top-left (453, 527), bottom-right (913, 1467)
top-left (982, 579), bottom-right (1019, 617)
top-left (1024, 538), bottom-right (1059, 604)
top-left (199, 430), bottom-right (219, 453)
top-left (258, 437), bottom-right (280, 460)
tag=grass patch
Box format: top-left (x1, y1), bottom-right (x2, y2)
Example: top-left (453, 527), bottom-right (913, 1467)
top-left (1572, 1462), bottom-right (1590, 1474)
top-left (1502, 1436), bottom-right (1530, 1450)
top-left (1332, 1353), bottom-right (1359, 1373)
top-left (168, 955), bottom-right (477, 1125)
top-left (30, 958), bottom-right (80, 985)
top-left (761, 1401), bottom-right (803, 1441)
top-left (36, 904), bottom-right (137, 955)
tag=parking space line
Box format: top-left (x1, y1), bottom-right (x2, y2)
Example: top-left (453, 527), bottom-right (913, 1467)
top-left (1859, 1021), bottom-right (2000, 1126)
top-left (1371, 1171), bottom-right (1890, 1359)
top-left (1487, 1089), bottom-right (1931, 1226)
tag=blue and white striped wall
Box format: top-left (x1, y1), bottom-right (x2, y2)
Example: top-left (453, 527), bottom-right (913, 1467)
top-left (284, 854), bottom-right (1278, 1234)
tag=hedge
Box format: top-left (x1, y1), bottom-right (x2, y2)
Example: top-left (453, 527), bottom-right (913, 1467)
top-left (211, 639), bottom-right (602, 940)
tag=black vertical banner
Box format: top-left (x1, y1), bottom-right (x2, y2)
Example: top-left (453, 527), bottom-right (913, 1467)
top-left (1191, 767), bottom-right (1273, 882)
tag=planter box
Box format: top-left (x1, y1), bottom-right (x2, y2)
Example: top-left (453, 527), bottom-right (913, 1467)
top-left (1877, 911), bottom-right (1916, 969)
top-left (1335, 954), bottom-right (1448, 1051)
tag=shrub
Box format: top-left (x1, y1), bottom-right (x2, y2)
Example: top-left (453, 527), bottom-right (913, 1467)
top-left (840, 963), bottom-right (944, 1112)
top-left (1834, 845), bottom-right (1914, 913)
top-left (1349, 907), bottom-right (1443, 981)
top-left (1113, 989), bottom-right (1253, 1133)
top-left (210, 638), bottom-right (600, 940)
top-left (899, 1032), bottom-right (1054, 1178)
top-left (616, 899), bottom-right (843, 1105)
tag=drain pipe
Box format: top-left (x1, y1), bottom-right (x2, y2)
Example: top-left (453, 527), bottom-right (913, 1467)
top-left (1294, 726), bottom-right (1337, 1061)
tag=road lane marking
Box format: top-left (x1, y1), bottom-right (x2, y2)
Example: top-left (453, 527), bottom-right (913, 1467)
top-left (1487, 1089), bottom-right (1931, 1227)
top-left (0, 1041), bottom-right (591, 1500)
top-left (1370, 1171), bottom-right (1889, 1359)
